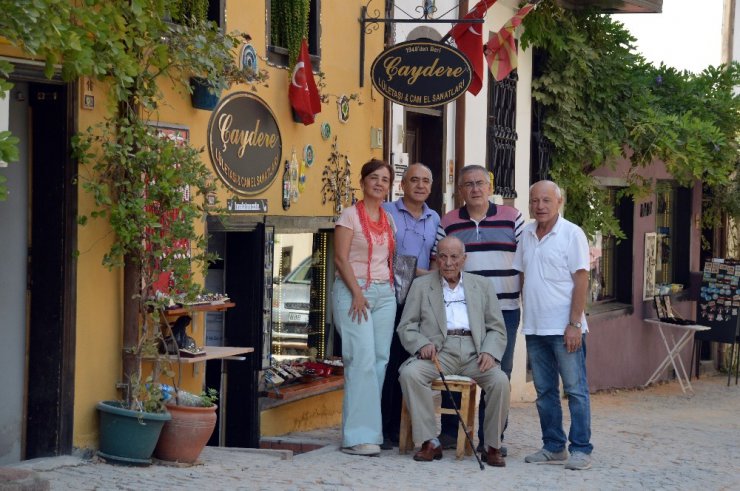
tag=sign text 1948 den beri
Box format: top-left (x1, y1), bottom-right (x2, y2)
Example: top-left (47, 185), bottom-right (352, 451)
top-left (371, 40), bottom-right (472, 108)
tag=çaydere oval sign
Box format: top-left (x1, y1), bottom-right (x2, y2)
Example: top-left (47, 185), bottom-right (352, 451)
top-left (207, 91), bottom-right (282, 195)
top-left (371, 40), bottom-right (472, 108)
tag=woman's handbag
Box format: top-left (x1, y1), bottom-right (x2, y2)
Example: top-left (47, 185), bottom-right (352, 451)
top-left (393, 254), bottom-right (417, 305)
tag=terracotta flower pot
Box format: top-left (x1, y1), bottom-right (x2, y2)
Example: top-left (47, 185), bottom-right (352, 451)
top-left (153, 403), bottom-right (217, 464)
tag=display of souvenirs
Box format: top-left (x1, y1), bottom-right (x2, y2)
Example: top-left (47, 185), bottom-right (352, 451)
top-left (304, 144), bottom-right (314, 166)
top-left (321, 121), bottom-right (331, 140)
top-left (337, 95), bottom-right (350, 123)
top-left (290, 148), bottom-right (300, 202)
top-left (696, 258), bottom-right (740, 344)
top-left (653, 295), bottom-right (693, 325)
top-left (282, 159), bottom-right (291, 210)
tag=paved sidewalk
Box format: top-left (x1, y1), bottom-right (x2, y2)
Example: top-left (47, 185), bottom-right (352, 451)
top-left (4, 374), bottom-right (739, 490)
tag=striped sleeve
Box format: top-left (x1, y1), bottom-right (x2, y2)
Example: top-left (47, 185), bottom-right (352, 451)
top-left (514, 210), bottom-right (524, 243)
top-left (430, 223), bottom-right (447, 259)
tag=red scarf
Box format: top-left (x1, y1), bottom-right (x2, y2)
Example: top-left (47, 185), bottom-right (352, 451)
top-left (356, 200), bottom-right (395, 288)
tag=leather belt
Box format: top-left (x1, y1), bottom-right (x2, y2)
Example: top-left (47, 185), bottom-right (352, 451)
top-left (447, 329), bottom-right (472, 337)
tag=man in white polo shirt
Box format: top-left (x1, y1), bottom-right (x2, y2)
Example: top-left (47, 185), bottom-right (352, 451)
top-left (512, 180), bottom-right (593, 471)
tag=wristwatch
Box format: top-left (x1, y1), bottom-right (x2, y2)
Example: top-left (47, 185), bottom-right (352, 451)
top-left (567, 321), bottom-right (582, 329)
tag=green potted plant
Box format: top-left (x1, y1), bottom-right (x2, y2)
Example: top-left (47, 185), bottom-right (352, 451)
top-left (61, 1), bottom-right (248, 465)
top-left (154, 388), bottom-right (218, 464)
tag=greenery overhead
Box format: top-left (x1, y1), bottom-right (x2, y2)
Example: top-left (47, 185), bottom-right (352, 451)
top-left (521, 0), bottom-right (740, 240)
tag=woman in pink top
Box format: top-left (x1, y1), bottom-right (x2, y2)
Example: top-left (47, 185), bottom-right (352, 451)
top-left (333, 159), bottom-right (397, 456)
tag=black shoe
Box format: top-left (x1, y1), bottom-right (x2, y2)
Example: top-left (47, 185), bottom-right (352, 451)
top-left (380, 437), bottom-right (394, 450)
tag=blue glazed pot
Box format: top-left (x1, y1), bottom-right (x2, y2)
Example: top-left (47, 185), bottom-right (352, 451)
top-left (96, 401), bottom-right (171, 465)
top-left (190, 76), bottom-right (221, 110)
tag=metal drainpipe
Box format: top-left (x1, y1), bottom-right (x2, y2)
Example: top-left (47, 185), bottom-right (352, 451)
top-left (454, 0), bottom-right (468, 208)
top-left (383, 0), bottom-right (394, 165)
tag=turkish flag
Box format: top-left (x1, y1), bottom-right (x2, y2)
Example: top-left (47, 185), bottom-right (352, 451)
top-left (448, 0), bottom-right (498, 96)
top-left (289, 39), bottom-right (321, 125)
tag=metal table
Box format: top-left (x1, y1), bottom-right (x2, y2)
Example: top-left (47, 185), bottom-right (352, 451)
top-left (644, 319), bottom-right (710, 394)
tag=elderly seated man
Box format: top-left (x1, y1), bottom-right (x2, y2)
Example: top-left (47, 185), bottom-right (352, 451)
top-left (397, 235), bottom-right (510, 466)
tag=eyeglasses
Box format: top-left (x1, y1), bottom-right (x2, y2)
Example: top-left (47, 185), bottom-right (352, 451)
top-left (461, 180), bottom-right (489, 190)
top-left (399, 213), bottom-right (429, 259)
top-left (444, 298), bottom-right (466, 308)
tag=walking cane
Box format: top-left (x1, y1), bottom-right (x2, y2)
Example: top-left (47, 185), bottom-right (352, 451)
top-left (432, 355), bottom-right (485, 471)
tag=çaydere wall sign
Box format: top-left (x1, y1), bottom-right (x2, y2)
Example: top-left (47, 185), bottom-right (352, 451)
top-left (207, 91), bottom-right (282, 195)
top-left (371, 40), bottom-right (472, 108)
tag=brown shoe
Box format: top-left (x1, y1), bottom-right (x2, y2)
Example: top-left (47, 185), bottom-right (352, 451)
top-left (413, 440), bottom-right (443, 462)
top-left (486, 446), bottom-right (506, 467)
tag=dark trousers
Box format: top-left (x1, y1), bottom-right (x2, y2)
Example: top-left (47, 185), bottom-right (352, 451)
top-left (440, 309), bottom-right (520, 447)
top-left (381, 306), bottom-right (408, 442)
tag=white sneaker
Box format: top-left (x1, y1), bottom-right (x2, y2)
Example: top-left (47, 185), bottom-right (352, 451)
top-left (524, 448), bottom-right (568, 464)
top-left (341, 443), bottom-right (381, 456)
top-left (565, 451), bottom-right (592, 470)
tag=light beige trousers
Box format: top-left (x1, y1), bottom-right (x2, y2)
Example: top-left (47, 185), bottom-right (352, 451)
top-left (398, 335), bottom-right (510, 449)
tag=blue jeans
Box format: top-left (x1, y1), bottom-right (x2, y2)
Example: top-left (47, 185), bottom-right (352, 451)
top-left (526, 333), bottom-right (593, 455)
top-left (441, 309), bottom-right (519, 446)
top-left (333, 278), bottom-right (396, 447)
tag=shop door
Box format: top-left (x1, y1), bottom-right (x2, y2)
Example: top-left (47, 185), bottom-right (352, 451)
top-left (218, 224), bottom-right (271, 448)
top-left (0, 80), bottom-right (75, 462)
top-left (405, 110), bottom-right (444, 215)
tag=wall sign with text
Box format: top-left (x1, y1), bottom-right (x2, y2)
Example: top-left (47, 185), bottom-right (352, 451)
top-left (371, 40), bottom-right (472, 108)
top-left (207, 92), bottom-right (282, 195)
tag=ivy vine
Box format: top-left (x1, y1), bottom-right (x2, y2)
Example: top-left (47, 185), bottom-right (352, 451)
top-left (521, 1), bottom-right (740, 240)
top-left (270, 0), bottom-right (311, 67)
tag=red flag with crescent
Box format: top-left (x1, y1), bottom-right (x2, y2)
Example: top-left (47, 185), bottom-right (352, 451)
top-left (484, 2), bottom-right (536, 82)
top-left (447, 0), bottom-right (498, 96)
top-left (289, 39), bottom-right (321, 125)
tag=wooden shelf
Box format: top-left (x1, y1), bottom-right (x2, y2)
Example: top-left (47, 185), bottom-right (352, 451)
top-left (146, 346), bottom-right (254, 364)
top-left (266, 374), bottom-right (344, 400)
top-left (162, 302), bottom-right (236, 317)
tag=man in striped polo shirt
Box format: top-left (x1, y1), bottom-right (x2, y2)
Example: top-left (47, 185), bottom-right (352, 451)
top-left (432, 165), bottom-right (523, 459)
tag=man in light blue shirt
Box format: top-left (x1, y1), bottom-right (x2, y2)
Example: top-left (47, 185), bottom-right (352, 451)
top-left (380, 163), bottom-right (440, 448)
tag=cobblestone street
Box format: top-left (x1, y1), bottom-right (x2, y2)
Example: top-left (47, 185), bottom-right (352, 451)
top-left (4, 374), bottom-right (739, 490)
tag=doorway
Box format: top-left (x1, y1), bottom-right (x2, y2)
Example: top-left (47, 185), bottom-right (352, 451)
top-left (404, 109), bottom-right (445, 215)
top-left (0, 78), bottom-right (76, 462)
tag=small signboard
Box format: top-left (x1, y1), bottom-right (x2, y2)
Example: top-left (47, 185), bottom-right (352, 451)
top-left (371, 40), bottom-right (472, 108)
top-left (208, 92), bottom-right (282, 195)
top-left (695, 258), bottom-right (740, 343)
top-left (227, 198), bottom-right (268, 213)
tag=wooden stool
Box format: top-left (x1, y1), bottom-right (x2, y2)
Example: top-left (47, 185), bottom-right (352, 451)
top-left (398, 376), bottom-right (478, 460)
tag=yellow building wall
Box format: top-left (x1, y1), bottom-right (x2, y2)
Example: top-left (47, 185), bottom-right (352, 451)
top-left (2, 1), bottom-right (384, 450)
top-left (69, 1), bottom-right (384, 449)
top-left (260, 390), bottom-right (343, 437)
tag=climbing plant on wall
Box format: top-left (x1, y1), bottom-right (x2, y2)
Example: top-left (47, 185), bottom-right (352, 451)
top-left (521, 0), bottom-right (740, 239)
top-left (270, 0), bottom-right (311, 67)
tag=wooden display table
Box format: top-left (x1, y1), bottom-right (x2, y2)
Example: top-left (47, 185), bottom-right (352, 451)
top-left (162, 302), bottom-right (236, 318)
top-left (153, 346), bottom-right (254, 364)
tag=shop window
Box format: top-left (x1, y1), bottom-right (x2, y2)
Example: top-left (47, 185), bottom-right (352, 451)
top-left (267, 0), bottom-right (321, 68)
top-left (589, 188), bottom-right (633, 305)
top-left (655, 182), bottom-right (691, 288)
top-left (271, 231), bottom-right (329, 362)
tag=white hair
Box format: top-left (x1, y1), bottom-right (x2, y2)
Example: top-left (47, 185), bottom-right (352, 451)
top-left (529, 180), bottom-right (562, 199)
